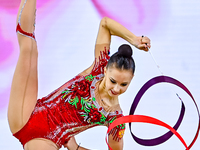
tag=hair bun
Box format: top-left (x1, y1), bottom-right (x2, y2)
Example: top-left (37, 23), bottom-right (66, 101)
top-left (118, 44), bottom-right (133, 58)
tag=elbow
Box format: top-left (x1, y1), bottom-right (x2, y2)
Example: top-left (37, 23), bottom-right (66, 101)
top-left (100, 17), bottom-right (109, 28)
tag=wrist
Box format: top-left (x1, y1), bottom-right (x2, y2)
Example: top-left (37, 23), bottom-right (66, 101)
top-left (129, 34), bottom-right (138, 47)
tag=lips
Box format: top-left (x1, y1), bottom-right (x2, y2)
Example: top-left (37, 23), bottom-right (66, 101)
top-left (111, 90), bottom-right (119, 95)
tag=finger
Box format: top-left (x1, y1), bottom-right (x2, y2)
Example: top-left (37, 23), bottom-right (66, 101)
top-left (138, 44), bottom-right (148, 51)
top-left (141, 36), bottom-right (151, 51)
top-left (147, 44), bottom-right (151, 49)
top-left (141, 43), bottom-right (148, 52)
top-left (146, 43), bottom-right (151, 49)
top-left (141, 36), bottom-right (151, 45)
top-left (144, 46), bottom-right (149, 52)
top-left (145, 43), bottom-right (150, 49)
top-left (142, 37), bottom-right (150, 48)
top-left (142, 37), bottom-right (150, 44)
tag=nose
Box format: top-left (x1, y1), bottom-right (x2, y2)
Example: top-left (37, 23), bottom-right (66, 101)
top-left (113, 84), bottom-right (120, 93)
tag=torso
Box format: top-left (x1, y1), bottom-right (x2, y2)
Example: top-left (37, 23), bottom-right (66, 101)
top-left (14, 45), bottom-right (125, 148)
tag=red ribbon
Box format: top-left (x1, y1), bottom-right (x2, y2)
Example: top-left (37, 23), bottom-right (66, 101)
top-left (106, 76), bottom-right (200, 150)
top-left (106, 115), bottom-right (189, 150)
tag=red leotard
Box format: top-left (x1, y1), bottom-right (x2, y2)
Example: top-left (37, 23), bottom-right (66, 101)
top-left (16, 23), bottom-right (35, 40)
top-left (16, 0), bottom-right (36, 40)
top-left (13, 46), bottom-right (125, 148)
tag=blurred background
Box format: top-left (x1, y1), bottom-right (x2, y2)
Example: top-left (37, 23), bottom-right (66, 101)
top-left (0, 0), bottom-right (200, 149)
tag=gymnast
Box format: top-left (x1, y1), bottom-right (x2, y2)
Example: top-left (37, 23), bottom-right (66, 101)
top-left (8, 0), bottom-right (151, 149)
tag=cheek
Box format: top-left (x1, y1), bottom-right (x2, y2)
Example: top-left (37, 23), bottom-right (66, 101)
top-left (120, 86), bottom-right (129, 94)
top-left (105, 80), bottom-right (112, 90)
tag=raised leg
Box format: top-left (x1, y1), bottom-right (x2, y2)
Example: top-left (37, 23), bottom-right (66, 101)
top-left (8, 0), bottom-right (38, 134)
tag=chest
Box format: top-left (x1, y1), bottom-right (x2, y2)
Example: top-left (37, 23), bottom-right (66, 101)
top-left (61, 74), bottom-right (122, 125)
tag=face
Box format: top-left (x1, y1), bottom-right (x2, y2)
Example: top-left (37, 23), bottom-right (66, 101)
top-left (103, 66), bottom-right (134, 97)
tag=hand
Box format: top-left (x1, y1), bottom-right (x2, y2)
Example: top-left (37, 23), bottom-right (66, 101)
top-left (64, 136), bottom-right (78, 150)
top-left (133, 36), bottom-right (151, 52)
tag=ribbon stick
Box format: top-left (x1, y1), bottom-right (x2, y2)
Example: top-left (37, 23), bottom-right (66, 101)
top-left (148, 50), bottom-right (164, 75)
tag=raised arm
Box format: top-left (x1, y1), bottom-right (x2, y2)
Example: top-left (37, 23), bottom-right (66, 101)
top-left (95, 17), bottom-right (151, 55)
top-left (80, 17), bottom-right (151, 75)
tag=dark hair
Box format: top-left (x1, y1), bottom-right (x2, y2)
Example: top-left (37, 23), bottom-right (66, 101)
top-left (107, 44), bottom-right (135, 74)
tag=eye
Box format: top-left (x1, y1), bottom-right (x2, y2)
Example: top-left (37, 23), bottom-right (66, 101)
top-left (110, 79), bottom-right (116, 84)
top-left (121, 83), bottom-right (128, 87)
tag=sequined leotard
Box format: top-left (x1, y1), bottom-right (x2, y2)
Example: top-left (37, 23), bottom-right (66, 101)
top-left (13, 46), bottom-right (125, 148)
top-left (16, 0), bottom-right (36, 40)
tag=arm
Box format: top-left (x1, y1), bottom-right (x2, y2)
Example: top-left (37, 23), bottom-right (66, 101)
top-left (64, 137), bottom-right (89, 150)
top-left (95, 17), bottom-right (151, 52)
top-left (65, 135), bottom-right (123, 150)
top-left (81, 17), bottom-right (151, 75)
top-left (108, 134), bottom-right (123, 150)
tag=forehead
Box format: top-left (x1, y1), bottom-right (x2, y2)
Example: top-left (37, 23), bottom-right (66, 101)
top-left (107, 67), bottom-right (133, 82)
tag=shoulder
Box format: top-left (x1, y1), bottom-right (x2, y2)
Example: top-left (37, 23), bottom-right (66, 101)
top-left (94, 43), bottom-right (110, 59)
top-left (80, 44), bottom-right (110, 76)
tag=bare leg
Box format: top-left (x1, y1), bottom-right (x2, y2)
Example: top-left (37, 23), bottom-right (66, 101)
top-left (8, 1), bottom-right (62, 149)
top-left (8, 0), bottom-right (38, 134)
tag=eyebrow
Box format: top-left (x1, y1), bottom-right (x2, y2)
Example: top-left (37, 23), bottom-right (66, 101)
top-left (110, 77), bottom-right (129, 84)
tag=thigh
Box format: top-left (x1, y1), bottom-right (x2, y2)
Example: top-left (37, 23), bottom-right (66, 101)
top-left (8, 37), bottom-right (38, 133)
top-left (8, 0), bottom-right (38, 134)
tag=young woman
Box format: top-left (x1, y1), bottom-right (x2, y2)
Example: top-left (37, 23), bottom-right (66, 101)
top-left (8, 0), bottom-right (151, 150)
